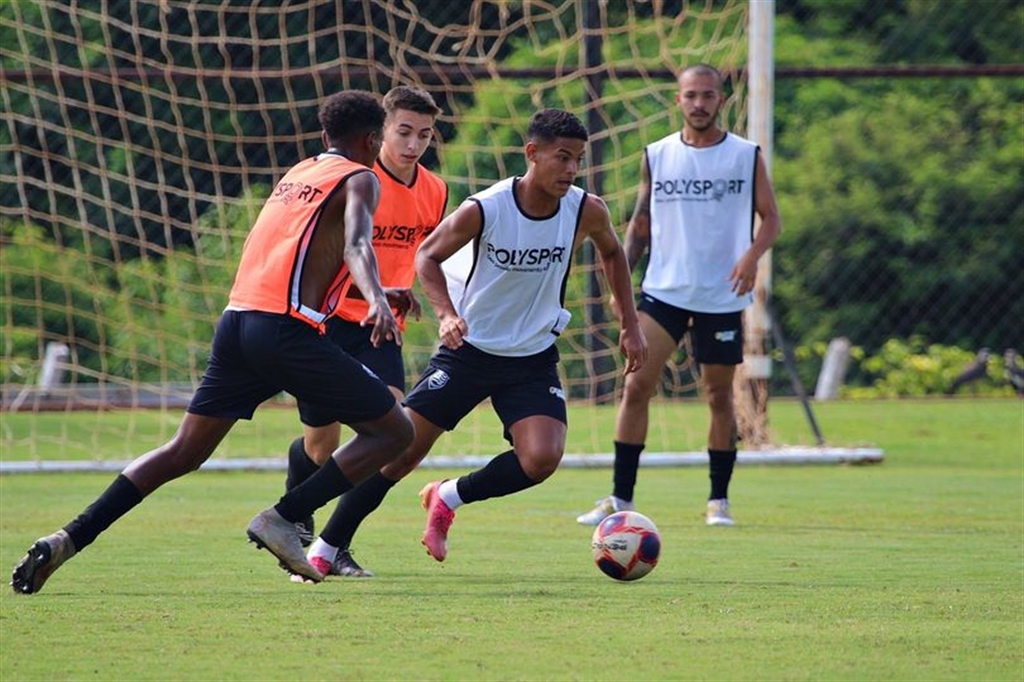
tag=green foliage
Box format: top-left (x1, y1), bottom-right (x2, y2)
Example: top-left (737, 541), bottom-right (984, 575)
top-left (847, 337), bottom-right (1014, 398)
top-left (773, 77), bottom-right (1024, 352)
top-left (439, 13), bottom-right (745, 219)
top-left (776, 337), bottom-right (1017, 398)
top-left (0, 190), bottom-right (264, 384)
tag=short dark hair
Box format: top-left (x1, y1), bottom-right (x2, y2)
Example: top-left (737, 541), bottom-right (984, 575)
top-left (678, 63), bottom-right (724, 90)
top-left (383, 85), bottom-right (442, 118)
top-left (527, 109), bottom-right (588, 144)
top-left (318, 90), bottom-right (385, 142)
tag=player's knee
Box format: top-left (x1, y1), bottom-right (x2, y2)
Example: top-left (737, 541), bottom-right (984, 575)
top-left (304, 440), bottom-right (335, 466)
top-left (705, 384), bottom-right (733, 412)
top-left (622, 373), bottom-right (658, 405)
top-left (381, 453), bottom-right (419, 480)
top-left (385, 409), bottom-right (415, 456)
top-left (519, 449), bottom-right (562, 481)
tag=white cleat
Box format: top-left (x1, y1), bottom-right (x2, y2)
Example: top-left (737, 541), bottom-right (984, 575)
top-left (576, 496), bottom-right (635, 526)
top-left (706, 498), bottom-right (735, 526)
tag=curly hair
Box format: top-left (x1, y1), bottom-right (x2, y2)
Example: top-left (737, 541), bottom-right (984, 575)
top-left (527, 109), bottom-right (588, 144)
top-left (318, 90), bottom-right (386, 143)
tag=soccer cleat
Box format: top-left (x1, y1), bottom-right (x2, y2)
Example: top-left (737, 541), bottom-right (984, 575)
top-left (308, 555), bottom-right (332, 577)
top-left (576, 495), bottom-right (635, 526)
top-left (10, 529), bottom-right (76, 595)
top-left (706, 498), bottom-right (735, 526)
top-left (419, 481), bottom-right (455, 562)
top-left (247, 508), bottom-right (324, 583)
top-left (296, 516), bottom-right (315, 548)
top-left (332, 549), bottom-right (374, 578)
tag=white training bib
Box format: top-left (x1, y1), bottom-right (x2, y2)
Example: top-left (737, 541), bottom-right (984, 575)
top-left (443, 177), bottom-right (584, 356)
top-left (642, 132), bottom-right (758, 313)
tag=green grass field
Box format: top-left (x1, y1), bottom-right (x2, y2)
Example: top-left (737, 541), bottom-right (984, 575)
top-left (1, 399), bottom-right (1022, 681)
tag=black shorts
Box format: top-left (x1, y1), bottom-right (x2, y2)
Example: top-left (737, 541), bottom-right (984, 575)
top-left (324, 317), bottom-right (405, 392)
top-left (188, 310), bottom-right (396, 427)
top-left (403, 342), bottom-right (566, 443)
top-left (638, 293), bottom-right (744, 365)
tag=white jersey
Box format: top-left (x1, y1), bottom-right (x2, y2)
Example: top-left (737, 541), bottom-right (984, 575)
top-left (642, 131), bottom-right (758, 313)
top-left (443, 177), bottom-right (584, 356)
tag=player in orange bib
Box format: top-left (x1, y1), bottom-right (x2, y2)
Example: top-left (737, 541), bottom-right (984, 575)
top-left (282, 86), bottom-right (449, 579)
top-left (11, 91), bottom-right (415, 592)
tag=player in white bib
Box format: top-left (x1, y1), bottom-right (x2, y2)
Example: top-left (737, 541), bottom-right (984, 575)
top-left (398, 108), bottom-right (647, 562)
top-left (577, 63), bottom-right (781, 528)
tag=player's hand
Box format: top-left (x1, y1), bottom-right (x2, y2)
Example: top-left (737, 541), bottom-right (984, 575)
top-left (620, 323), bottom-right (648, 375)
top-left (361, 300), bottom-right (403, 348)
top-left (729, 253), bottom-right (758, 296)
top-left (384, 287), bottom-right (421, 322)
top-left (438, 314), bottom-right (469, 350)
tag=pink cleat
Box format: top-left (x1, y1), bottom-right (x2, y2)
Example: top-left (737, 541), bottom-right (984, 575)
top-left (419, 481), bottom-right (455, 562)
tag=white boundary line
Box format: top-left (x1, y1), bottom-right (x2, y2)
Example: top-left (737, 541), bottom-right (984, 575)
top-left (0, 448), bottom-right (883, 474)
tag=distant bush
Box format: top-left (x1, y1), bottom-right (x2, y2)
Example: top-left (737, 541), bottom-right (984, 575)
top-left (775, 336), bottom-right (1018, 398)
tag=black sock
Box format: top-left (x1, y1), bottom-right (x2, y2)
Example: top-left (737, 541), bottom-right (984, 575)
top-left (274, 457), bottom-right (353, 523)
top-left (456, 450), bottom-right (538, 504)
top-left (320, 471), bottom-right (396, 548)
top-left (285, 436), bottom-right (320, 491)
top-left (708, 449), bottom-right (737, 500)
top-left (63, 474), bottom-right (144, 552)
top-left (612, 441), bottom-right (644, 502)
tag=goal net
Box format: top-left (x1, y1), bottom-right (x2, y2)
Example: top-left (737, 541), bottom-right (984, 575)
top-left (2, 0), bottom-right (766, 464)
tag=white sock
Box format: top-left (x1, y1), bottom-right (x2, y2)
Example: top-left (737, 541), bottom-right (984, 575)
top-left (308, 538), bottom-right (338, 562)
top-left (438, 479), bottom-right (464, 510)
top-left (612, 495), bottom-right (634, 511)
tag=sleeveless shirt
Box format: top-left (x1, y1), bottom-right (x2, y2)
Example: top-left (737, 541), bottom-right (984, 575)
top-left (444, 177), bottom-right (585, 357)
top-left (227, 152), bottom-right (372, 329)
top-left (642, 132), bottom-right (758, 313)
top-left (333, 160), bottom-right (448, 327)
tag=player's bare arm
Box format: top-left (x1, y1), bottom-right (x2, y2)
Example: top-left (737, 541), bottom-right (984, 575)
top-left (729, 151), bottom-right (782, 296)
top-left (340, 171), bottom-right (403, 346)
top-left (415, 199), bottom-right (482, 349)
top-left (578, 194), bottom-right (648, 374)
top-left (623, 154), bottom-right (653, 272)
top-left (608, 154), bottom-right (651, 320)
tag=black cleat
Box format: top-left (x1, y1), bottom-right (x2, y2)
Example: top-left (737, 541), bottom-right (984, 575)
top-left (332, 549), bottom-right (375, 578)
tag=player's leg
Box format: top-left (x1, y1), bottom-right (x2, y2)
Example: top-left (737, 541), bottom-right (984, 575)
top-left (245, 317), bottom-right (414, 581)
top-left (422, 348), bottom-right (566, 561)
top-left (12, 310), bottom-right (270, 594)
top-left (282, 422), bottom-right (340, 546)
top-left (305, 326), bottom-right (409, 576)
top-left (692, 310), bottom-right (744, 526)
top-left (11, 413), bottom-right (237, 595)
top-left (308, 407), bottom-right (445, 578)
top-left (578, 304), bottom-right (683, 525)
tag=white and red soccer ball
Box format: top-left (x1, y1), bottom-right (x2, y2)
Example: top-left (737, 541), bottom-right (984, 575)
top-left (591, 510), bottom-right (661, 581)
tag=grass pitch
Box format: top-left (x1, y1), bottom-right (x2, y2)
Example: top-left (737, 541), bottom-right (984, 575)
top-left (1, 399), bottom-right (1022, 681)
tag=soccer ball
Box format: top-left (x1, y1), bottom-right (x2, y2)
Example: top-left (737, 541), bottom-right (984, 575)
top-left (591, 510), bottom-right (661, 581)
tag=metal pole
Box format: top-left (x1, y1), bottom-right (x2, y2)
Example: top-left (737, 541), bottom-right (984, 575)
top-left (582, 0), bottom-right (614, 402)
top-left (743, 0), bottom-right (775, 438)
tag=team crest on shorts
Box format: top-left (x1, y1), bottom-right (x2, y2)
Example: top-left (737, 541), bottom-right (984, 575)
top-left (427, 369), bottom-right (450, 390)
